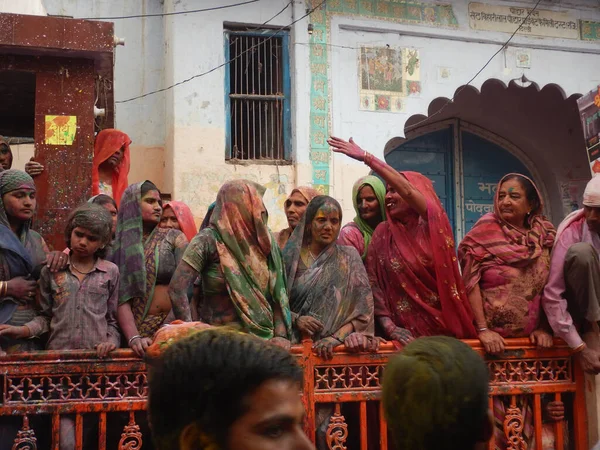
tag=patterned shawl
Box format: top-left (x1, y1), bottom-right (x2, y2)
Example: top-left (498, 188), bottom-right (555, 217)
top-left (113, 182), bottom-right (160, 308)
top-left (458, 173), bottom-right (556, 293)
top-left (92, 129), bottom-right (131, 207)
top-left (0, 170), bottom-right (46, 322)
top-left (209, 180), bottom-right (291, 339)
top-left (283, 196), bottom-right (374, 343)
top-left (164, 201), bottom-right (196, 242)
top-left (350, 175), bottom-right (387, 259)
top-left (368, 171), bottom-right (476, 339)
top-left (276, 186), bottom-right (319, 249)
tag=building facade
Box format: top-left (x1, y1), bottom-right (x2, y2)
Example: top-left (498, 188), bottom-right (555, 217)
top-left (5, 0), bottom-right (600, 236)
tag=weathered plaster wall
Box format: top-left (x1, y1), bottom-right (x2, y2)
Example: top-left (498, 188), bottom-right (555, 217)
top-left (321, 1), bottom-right (600, 222)
top-left (0, 0), bottom-right (46, 15)
top-left (161, 0), bottom-right (298, 230)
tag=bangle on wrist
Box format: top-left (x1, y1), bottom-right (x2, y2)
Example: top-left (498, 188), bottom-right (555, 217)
top-left (128, 335), bottom-right (142, 346)
top-left (573, 342), bottom-right (586, 354)
top-left (478, 327), bottom-right (489, 333)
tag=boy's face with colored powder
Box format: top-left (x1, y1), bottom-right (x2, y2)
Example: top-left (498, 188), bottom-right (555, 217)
top-left (70, 227), bottom-right (103, 258)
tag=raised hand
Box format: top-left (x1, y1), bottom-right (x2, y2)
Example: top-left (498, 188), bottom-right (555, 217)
top-left (24, 158), bottom-right (44, 177)
top-left (327, 136), bottom-right (366, 162)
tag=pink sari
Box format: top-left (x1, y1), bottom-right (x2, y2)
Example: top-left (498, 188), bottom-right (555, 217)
top-left (367, 172), bottom-right (476, 338)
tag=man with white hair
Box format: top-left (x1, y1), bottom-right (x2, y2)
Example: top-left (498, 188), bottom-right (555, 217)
top-left (543, 175), bottom-right (600, 374)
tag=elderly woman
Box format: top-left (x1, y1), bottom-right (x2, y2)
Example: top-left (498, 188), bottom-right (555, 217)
top-left (275, 186), bottom-right (319, 249)
top-left (0, 170), bottom-right (48, 354)
top-left (168, 180), bottom-right (292, 348)
top-left (283, 195), bottom-right (376, 358)
top-left (337, 175), bottom-right (386, 260)
top-left (114, 181), bottom-right (188, 357)
top-left (160, 201), bottom-right (197, 242)
top-left (328, 136), bottom-right (476, 343)
top-left (458, 173), bottom-right (563, 449)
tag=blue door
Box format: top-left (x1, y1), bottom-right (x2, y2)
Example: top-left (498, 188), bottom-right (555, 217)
top-left (461, 131), bottom-right (531, 232)
top-left (385, 128), bottom-right (455, 231)
top-left (385, 124), bottom-right (533, 238)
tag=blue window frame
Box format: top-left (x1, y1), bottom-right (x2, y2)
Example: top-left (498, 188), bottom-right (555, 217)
top-left (224, 29), bottom-right (291, 161)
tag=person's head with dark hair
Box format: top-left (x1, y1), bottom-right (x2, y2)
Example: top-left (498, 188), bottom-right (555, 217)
top-left (301, 195), bottom-right (342, 250)
top-left (0, 136), bottom-right (13, 170)
top-left (141, 180), bottom-right (160, 198)
top-left (89, 194), bottom-right (118, 237)
top-left (65, 203), bottom-right (113, 259)
top-left (382, 336), bottom-right (492, 450)
top-left (148, 328), bottom-right (313, 450)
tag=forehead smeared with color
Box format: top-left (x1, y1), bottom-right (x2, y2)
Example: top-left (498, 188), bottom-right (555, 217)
top-left (315, 202), bottom-right (340, 218)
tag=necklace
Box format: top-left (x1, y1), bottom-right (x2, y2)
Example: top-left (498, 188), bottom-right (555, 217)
top-left (71, 262), bottom-right (95, 275)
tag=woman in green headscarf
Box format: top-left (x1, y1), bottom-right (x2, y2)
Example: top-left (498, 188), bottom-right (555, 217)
top-left (337, 175), bottom-right (386, 260)
top-left (168, 179), bottom-right (292, 348)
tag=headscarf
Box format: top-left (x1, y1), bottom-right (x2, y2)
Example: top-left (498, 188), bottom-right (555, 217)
top-left (0, 136), bottom-right (13, 170)
top-left (276, 186), bottom-right (319, 249)
top-left (350, 175), bottom-right (387, 258)
top-left (0, 170), bottom-right (38, 322)
top-left (200, 202), bottom-right (216, 231)
top-left (0, 170), bottom-right (36, 247)
top-left (283, 196), bottom-right (373, 343)
top-left (113, 181), bottom-right (157, 306)
top-left (92, 129), bottom-right (131, 207)
top-left (458, 173), bottom-right (556, 293)
top-left (209, 180), bottom-right (291, 339)
top-left (368, 171), bottom-right (476, 339)
top-left (584, 174), bottom-right (600, 208)
top-left (163, 201), bottom-right (196, 242)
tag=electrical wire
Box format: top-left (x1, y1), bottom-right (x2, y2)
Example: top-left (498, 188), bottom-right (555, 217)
top-left (80, 0), bottom-right (260, 20)
top-left (116, 0), bottom-right (326, 103)
top-left (405, 0), bottom-right (544, 131)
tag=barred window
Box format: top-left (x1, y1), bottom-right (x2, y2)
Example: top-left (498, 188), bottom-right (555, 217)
top-left (225, 29), bottom-right (291, 161)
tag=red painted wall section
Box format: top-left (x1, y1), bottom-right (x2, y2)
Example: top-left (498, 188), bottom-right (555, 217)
top-left (34, 59), bottom-right (96, 250)
top-left (0, 13), bottom-right (114, 250)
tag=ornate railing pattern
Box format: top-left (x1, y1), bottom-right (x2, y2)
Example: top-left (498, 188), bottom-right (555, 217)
top-left (0, 339), bottom-right (588, 449)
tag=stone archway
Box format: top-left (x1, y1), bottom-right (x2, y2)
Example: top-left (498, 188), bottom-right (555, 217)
top-left (385, 79), bottom-right (589, 227)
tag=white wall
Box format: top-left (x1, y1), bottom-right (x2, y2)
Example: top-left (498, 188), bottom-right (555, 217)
top-left (326, 3), bottom-right (600, 221)
top-left (160, 0), bottom-right (299, 230)
top-left (0, 0), bottom-right (46, 15)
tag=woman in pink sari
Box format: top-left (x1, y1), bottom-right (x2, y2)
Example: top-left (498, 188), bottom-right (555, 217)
top-left (328, 137), bottom-right (476, 343)
top-left (458, 173), bottom-right (564, 449)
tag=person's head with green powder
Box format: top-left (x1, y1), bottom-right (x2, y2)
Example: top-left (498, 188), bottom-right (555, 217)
top-left (382, 336), bottom-right (493, 450)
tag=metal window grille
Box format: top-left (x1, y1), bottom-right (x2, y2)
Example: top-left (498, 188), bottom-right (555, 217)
top-left (226, 31), bottom-right (290, 161)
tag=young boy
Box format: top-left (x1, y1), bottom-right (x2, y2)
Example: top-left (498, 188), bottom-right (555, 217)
top-left (0, 203), bottom-right (120, 448)
top-left (2, 203), bottom-right (121, 353)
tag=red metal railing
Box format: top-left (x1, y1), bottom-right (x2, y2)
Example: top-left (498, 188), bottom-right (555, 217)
top-left (0, 339), bottom-right (588, 449)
